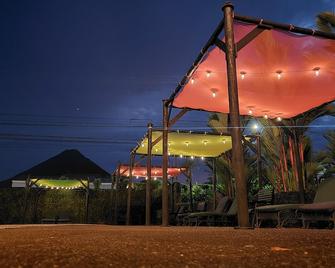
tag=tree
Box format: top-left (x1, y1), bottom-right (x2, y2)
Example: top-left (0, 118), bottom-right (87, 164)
top-left (316, 12), bottom-right (335, 33)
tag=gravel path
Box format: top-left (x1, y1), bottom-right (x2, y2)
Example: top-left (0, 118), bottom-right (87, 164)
top-left (0, 225), bottom-right (334, 267)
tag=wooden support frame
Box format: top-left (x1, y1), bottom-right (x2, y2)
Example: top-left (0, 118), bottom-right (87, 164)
top-left (146, 123), bottom-right (153, 225)
top-left (126, 153), bottom-right (135, 225)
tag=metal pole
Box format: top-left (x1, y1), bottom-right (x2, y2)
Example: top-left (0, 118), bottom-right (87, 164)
top-left (146, 122), bottom-right (153, 225)
top-left (126, 153), bottom-right (134, 225)
top-left (213, 159), bottom-right (217, 210)
top-left (256, 135), bottom-right (262, 188)
top-left (223, 2), bottom-right (249, 227)
top-left (162, 100), bottom-right (169, 226)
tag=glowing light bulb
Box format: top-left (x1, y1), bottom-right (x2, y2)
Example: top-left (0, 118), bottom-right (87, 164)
top-left (141, 143), bottom-right (144, 147)
top-left (313, 67), bottom-right (320, 76)
top-left (203, 140), bottom-right (208, 146)
top-left (212, 92), bottom-right (216, 98)
top-left (185, 141), bottom-right (189, 146)
top-left (264, 114), bottom-right (268, 119)
top-left (252, 124), bottom-right (259, 130)
top-left (191, 78), bottom-right (195, 84)
top-left (222, 139), bottom-right (226, 144)
top-left (136, 176), bottom-right (139, 179)
top-left (180, 154), bottom-right (183, 158)
top-left (191, 156), bottom-right (194, 159)
top-left (206, 71), bottom-right (211, 78)
top-left (240, 71), bottom-right (246, 80)
top-left (276, 70), bottom-right (282, 80)
top-left (248, 110), bottom-right (253, 115)
top-left (155, 148), bottom-right (158, 152)
top-left (168, 152), bottom-right (171, 156)
top-left (277, 117), bottom-right (282, 122)
top-left (201, 156), bottom-right (204, 160)
top-left (154, 177), bottom-right (157, 181)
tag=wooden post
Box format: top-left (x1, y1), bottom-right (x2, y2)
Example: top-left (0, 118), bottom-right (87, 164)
top-left (213, 159), bottom-right (217, 210)
top-left (23, 175), bottom-right (30, 224)
top-left (188, 169), bottom-right (193, 212)
top-left (162, 100), bottom-right (169, 226)
top-left (256, 135), bottom-right (262, 188)
top-left (113, 164), bottom-right (121, 224)
top-left (85, 179), bottom-right (89, 224)
top-left (126, 153), bottom-right (134, 225)
top-left (223, 2), bottom-right (250, 227)
top-left (146, 123), bottom-right (153, 225)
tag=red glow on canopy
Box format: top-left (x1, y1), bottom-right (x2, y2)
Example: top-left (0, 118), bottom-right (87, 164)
top-left (172, 23), bottom-right (335, 118)
top-left (119, 165), bottom-right (186, 178)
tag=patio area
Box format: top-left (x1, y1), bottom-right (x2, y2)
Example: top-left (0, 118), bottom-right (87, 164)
top-left (0, 225), bottom-right (334, 267)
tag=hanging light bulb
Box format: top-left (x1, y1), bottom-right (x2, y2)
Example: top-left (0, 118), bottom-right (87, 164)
top-left (185, 141), bottom-right (189, 146)
top-left (264, 114), bottom-right (268, 119)
top-left (155, 148), bottom-right (158, 152)
top-left (276, 70), bottom-right (283, 80)
top-left (136, 176), bottom-right (139, 179)
top-left (180, 154), bottom-right (183, 158)
top-left (313, 67), bottom-right (320, 76)
top-left (168, 152), bottom-right (171, 156)
top-left (191, 156), bottom-right (194, 159)
top-left (191, 78), bottom-right (195, 84)
top-left (212, 92), bottom-right (216, 98)
top-left (141, 143), bottom-right (145, 147)
top-left (248, 110), bottom-right (253, 115)
top-left (252, 123), bottom-right (259, 130)
top-left (210, 88), bottom-right (218, 98)
top-left (240, 71), bottom-right (246, 80)
top-left (203, 140), bottom-right (208, 146)
top-left (277, 117), bottom-right (282, 122)
top-left (201, 156), bottom-right (205, 160)
top-left (222, 139), bottom-right (226, 144)
top-left (206, 70), bottom-right (212, 78)
top-left (154, 177), bottom-right (157, 181)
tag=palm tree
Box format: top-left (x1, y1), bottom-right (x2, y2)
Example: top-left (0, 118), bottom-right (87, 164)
top-left (316, 12), bottom-right (335, 33)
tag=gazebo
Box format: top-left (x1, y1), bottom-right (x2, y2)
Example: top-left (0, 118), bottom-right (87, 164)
top-left (157, 2), bottom-right (335, 227)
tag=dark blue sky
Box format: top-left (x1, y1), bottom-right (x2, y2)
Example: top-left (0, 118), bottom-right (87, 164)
top-left (1, 0), bottom-right (334, 181)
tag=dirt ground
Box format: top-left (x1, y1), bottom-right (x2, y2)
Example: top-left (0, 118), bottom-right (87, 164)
top-left (0, 225), bottom-right (334, 267)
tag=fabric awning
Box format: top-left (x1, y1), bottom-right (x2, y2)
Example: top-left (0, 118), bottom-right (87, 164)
top-left (119, 165), bottom-right (186, 178)
top-left (135, 131), bottom-right (240, 158)
top-left (172, 22), bottom-right (335, 119)
top-left (31, 179), bottom-right (87, 189)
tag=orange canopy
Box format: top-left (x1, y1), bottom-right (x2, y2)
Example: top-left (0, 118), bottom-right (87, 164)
top-left (119, 165), bottom-right (186, 178)
top-left (172, 22), bottom-right (335, 119)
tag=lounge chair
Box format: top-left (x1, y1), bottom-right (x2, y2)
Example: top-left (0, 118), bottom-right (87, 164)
top-left (176, 201), bottom-right (207, 226)
top-left (297, 178), bottom-right (335, 228)
top-left (255, 178), bottom-right (335, 228)
top-left (187, 196), bottom-right (232, 226)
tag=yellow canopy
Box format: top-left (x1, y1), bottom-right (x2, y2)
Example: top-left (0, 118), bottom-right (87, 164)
top-left (135, 131), bottom-right (242, 158)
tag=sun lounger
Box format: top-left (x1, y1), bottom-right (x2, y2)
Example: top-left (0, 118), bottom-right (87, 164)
top-left (176, 201), bottom-right (207, 226)
top-left (255, 178), bottom-right (335, 228)
top-left (187, 196), bottom-right (232, 226)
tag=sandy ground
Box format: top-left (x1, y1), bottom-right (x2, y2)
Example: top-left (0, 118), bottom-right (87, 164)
top-left (0, 225), bottom-right (334, 267)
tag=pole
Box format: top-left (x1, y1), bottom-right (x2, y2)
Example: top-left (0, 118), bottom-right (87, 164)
top-left (256, 135), bottom-right (262, 188)
top-left (223, 2), bottom-right (249, 227)
top-left (113, 164), bottom-right (121, 224)
top-left (213, 159), bottom-right (217, 210)
top-left (85, 179), bottom-right (89, 224)
top-left (146, 123), bottom-right (153, 225)
top-left (126, 153), bottom-right (134, 225)
top-left (188, 169), bottom-right (193, 212)
top-left (162, 100), bottom-right (169, 226)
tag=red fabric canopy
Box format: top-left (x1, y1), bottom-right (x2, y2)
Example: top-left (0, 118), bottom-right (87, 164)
top-left (119, 165), bottom-right (186, 178)
top-left (172, 22), bottom-right (335, 119)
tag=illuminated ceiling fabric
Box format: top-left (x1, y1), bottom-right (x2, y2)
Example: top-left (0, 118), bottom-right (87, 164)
top-left (135, 131), bottom-right (234, 158)
top-left (172, 22), bottom-right (335, 119)
top-left (31, 179), bottom-right (87, 189)
top-left (119, 165), bottom-right (186, 178)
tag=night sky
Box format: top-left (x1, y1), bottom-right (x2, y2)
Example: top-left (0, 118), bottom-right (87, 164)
top-left (1, 0), bottom-right (334, 181)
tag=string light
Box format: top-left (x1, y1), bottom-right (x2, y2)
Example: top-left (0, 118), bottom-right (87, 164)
top-left (206, 70), bottom-right (212, 78)
top-left (277, 117), bottom-right (282, 122)
top-left (212, 92), bottom-right (216, 98)
top-left (313, 67), bottom-right (320, 76)
top-left (276, 70), bottom-right (283, 80)
top-left (203, 140), bottom-right (208, 146)
top-left (252, 123), bottom-right (259, 130)
top-left (222, 139), bottom-right (226, 144)
top-left (185, 141), bottom-right (189, 146)
top-left (210, 88), bottom-right (218, 98)
top-left (141, 143), bottom-right (144, 147)
top-left (155, 148), bottom-right (158, 152)
top-left (240, 71), bottom-right (246, 80)
top-left (191, 156), bottom-right (194, 159)
top-left (248, 110), bottom-right (253, 115)
top-left (264, 114), bottom-right (268, 119)
top-left (154, 177), bottom-right (157, 181)
top-left (191, 78), bottom-right (195, 84)
top-left (180, 154), bottom-right (183, 158)
top-left (201, 156), bottom-right (205, 160)
top-left (136, 176), bottom-right (139, 179)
